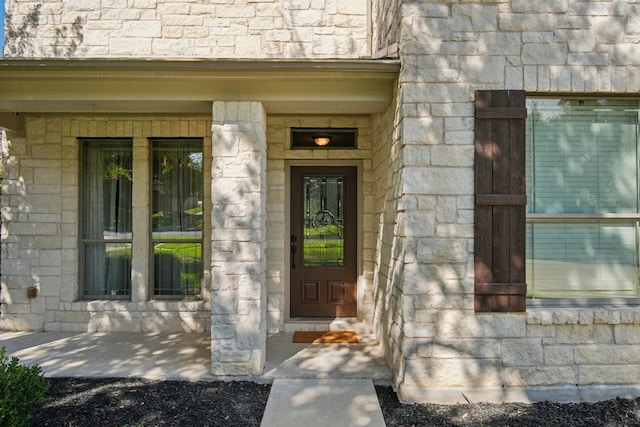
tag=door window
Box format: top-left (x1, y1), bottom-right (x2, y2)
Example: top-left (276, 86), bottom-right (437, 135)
top-left (303, 176), bottom-right (345, 267)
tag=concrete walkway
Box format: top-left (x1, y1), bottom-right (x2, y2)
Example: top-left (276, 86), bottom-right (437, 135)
top-left (261, 332), bottom-right (389, 426)
top-left (0, 330), bottom-right (390, 426)
top-left (261, 379), bottom-right (386, 427)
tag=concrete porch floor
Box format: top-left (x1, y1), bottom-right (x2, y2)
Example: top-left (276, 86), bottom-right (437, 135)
top-left (0, 328), bottom-right (392, 383)
top-left (1, 328), bottom-right (391, 426)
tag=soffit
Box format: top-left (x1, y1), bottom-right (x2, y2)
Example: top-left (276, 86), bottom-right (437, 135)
top-left (0, 58), bottom-right (400, 117)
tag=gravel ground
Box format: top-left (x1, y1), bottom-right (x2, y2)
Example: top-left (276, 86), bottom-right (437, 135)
top-left (31, 378), bottom-right (640, 427)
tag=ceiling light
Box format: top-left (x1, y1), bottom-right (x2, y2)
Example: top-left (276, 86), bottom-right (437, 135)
top-left (313, 136), bottom-right (331, 146)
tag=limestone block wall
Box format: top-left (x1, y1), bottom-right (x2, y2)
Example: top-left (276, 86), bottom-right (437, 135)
top-left (371, 0), bottom-right (400, 58)
top-left (521, 309), bottom-right (640, 392)
top-left (371, 92), bottom-right (405, 378)
top-left (0, 115), bottom-right (212, 333)
top-left (386, 0), bottom-right (640, 402)
top-left (3, 0), bottom-right (369, 58)
top-left (210, 101), bottom-right (267, 376)
top-left (264, 115), bottom-right (377, 333)
top-left (398, 309), bottom-right (640, 403)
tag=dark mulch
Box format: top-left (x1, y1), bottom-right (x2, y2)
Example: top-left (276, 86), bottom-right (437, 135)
top-left (32, 378), bottom-right (270, 427)
top-left (375, 385), bottom-right (640, 427)
top-left (30, 378), bottom-right (640, 427)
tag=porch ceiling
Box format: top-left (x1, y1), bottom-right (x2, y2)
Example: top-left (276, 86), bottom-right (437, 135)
top-left (0, 58), bottom-right (400, 127)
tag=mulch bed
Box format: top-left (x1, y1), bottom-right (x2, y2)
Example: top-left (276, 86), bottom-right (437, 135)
top-left (31, 378), bottom-right (640, 427)
top-left (32, 378), bottom-right (270, 427)
top-left (375, 385), bottom-right (640, 426)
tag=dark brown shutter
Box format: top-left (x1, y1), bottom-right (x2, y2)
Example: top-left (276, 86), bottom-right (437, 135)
top-left (474, 90), bottom-right (527, 312)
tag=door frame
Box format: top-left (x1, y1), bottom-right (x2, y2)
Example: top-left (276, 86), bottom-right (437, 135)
top-left (284, 160), bottom-right (363, 321)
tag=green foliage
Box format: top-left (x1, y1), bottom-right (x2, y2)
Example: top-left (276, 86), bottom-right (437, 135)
top-left (0, 348), bottom-right (50, 427)
top-left (103, 161), bottom-right (132, 181)
top-left (303, 239), bottom-right (344, 266)
top-left (154, 243), bottom-right (203, 295)
top-left (304, 224), bottom-right (342, 238)
top-left (154, 242), bottom-right (201, 258)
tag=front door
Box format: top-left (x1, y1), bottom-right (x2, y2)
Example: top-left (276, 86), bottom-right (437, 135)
top-left (290, 166), bottom-right (357, 317)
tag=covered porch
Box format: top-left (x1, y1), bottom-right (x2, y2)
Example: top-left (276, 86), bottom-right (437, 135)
top-left (0, 328), bottom-right (391, 382)
top-left (0, 57), bottom-right (400, 379)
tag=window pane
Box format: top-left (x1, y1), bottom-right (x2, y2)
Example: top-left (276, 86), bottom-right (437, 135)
top-left (154, 243), bottom-right (202, 296)
top-left (527, 99), bottom-right (639, 214)
top-left (81, 140), bottom-right (132, 298)
top-left (82, 140), bottom-right (133, 239)
top-left (83, 243), bottom-right (132, 297)
top-left (527, 222), bottom-right (638, 298)
top-left (152, 139), bottom-right (203, 297)
top-left (303, 176), bottom-right (345, 267)
top-left (526, 99), bottom-right (640, 299)
top-left (152, 140), bottom-right (203, 239)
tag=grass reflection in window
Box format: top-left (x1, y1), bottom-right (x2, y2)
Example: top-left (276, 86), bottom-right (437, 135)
top-left (304, 224), bottom-right (344, 267)
top-left (154, 242), bottom-right (202, 296)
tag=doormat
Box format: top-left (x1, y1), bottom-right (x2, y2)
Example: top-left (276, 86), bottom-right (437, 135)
top-left (292, 331), bottom-right (359, 344)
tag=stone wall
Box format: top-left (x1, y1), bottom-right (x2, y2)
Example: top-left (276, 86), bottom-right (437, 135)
top-left (3, 0), bottom-right (369, 58)
top-left (371, 0), bottom-right (400, 58)
top-left (265, 115), bottom-right (377, 333)
top-left (210, 101), bottom-right (267, 375)
top-left (0, 115), bottom-right (212, 333)
top-left (387, 0), bottom-right (640, 402)
top-left (371, 89), bottom-right (405, 380)
top-left (398, 309), bottom-right (640, 403)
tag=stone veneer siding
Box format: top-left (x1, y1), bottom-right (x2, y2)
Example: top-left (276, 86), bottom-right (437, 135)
top-left (1, 115), bottom-right (212, 333)
top-left (2, 0), bottom-right (640, 403)
top-left (371, 85), bottom-right (404, 384)
top-left (3, 0), bottom-right (369, 58)
top-left (372, 0), bottom-right (400, 58)
top-left (210, 101), bottom-right (267, 375)
top-left (376, 0), bottom-right (640, 403)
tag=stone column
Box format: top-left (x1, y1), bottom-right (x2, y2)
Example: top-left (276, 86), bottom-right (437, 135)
top-left (210, 102), bottom-right (267, 376)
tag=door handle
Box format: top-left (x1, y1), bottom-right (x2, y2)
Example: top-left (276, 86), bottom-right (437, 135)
top-left (290, 244), bottom-right (297, 269)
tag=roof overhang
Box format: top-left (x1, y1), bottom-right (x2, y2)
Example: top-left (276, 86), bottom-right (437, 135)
top-left (0, 58), bottom-right (400, 130)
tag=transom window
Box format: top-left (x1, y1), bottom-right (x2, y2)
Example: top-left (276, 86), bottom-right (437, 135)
top-left (526, 98), bottom-right (640, 299)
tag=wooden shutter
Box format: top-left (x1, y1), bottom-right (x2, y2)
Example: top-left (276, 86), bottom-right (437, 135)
top-left (474, 90), bottom-right (527, 312)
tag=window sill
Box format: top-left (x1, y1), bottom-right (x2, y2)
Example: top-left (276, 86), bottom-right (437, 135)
top-left (72, 299), bottom-right (210, 312)
top-left (527, 298), bottom-right (640, 308)
top-left (151, 296), bottom-right (204, 301)
top-left (526, 302), bottom-right (640, 325)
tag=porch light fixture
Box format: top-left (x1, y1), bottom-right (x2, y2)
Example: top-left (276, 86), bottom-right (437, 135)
top-left (291, 128), bottom-right (358, 149)
top-left (313, 136), bottom-right (332, 146)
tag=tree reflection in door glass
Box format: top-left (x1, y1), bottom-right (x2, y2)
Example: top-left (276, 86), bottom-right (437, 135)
top-left (303, 176), bottom-right (345, 267)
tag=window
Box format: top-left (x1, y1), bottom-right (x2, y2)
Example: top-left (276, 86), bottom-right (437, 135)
top-left (526, 99), bottom-right (640, 299)
top-left (81, 139), bottom-right (133, 298)
top-left (151, 139), bottom-right (204, 297)
top-left (291, 128), bottom-right (358, 149)
top-left (79, 137), bottom-right (205, 300)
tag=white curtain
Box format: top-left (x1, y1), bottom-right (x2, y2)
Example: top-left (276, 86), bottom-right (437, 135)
top-left (152, 139), bottom-right (203, 296)
top-left (82, 141), bottom-right (132, 297)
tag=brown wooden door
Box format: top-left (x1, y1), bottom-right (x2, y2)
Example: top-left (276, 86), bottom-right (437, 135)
top-left (290, 166), bottom-right (357, 317)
